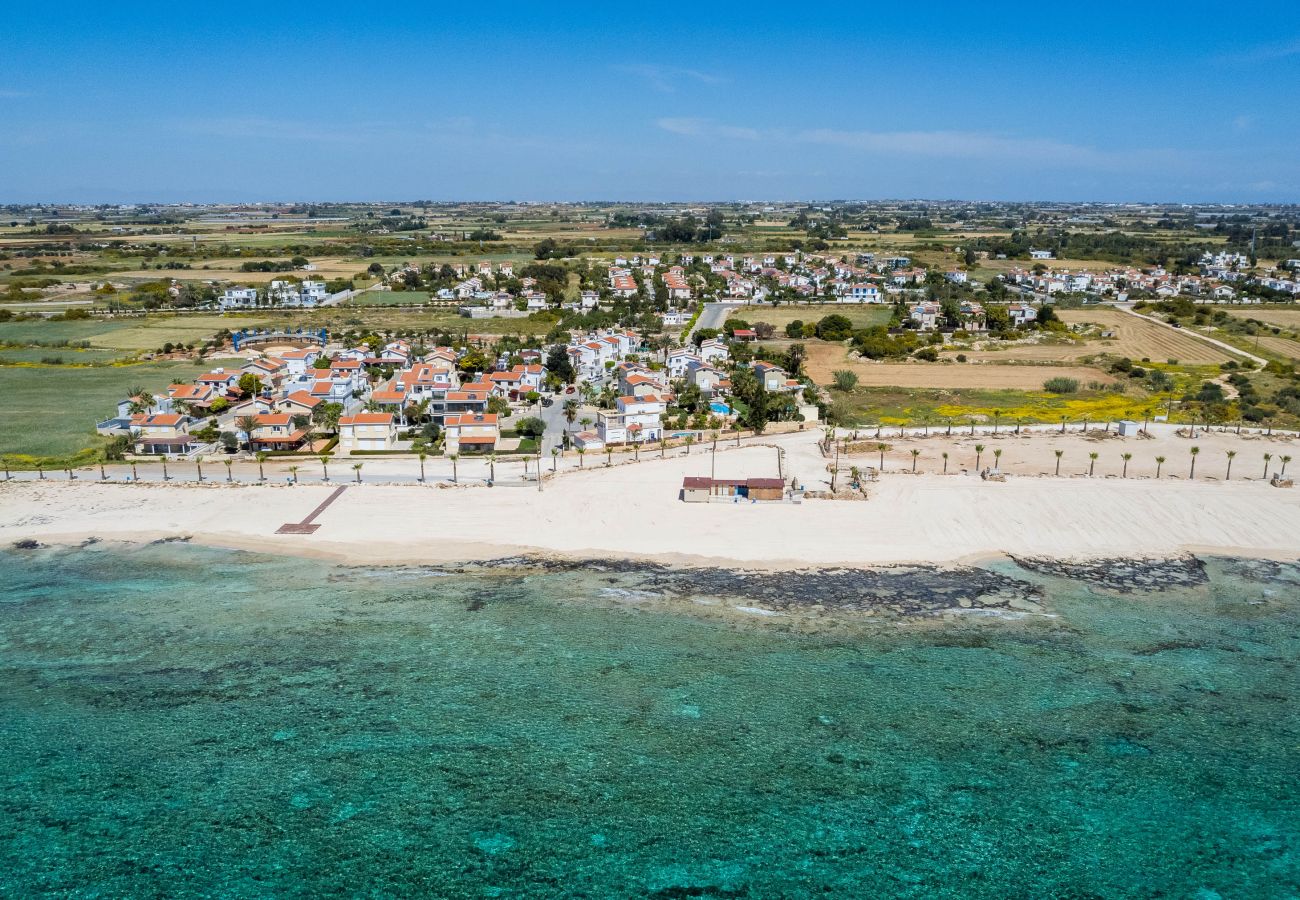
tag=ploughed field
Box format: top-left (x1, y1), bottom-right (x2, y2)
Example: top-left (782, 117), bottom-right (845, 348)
top-left (1055, 309), bottom-right (1236, 365)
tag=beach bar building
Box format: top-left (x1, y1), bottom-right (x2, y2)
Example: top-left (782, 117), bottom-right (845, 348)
top-left (681, 476), bottom-right (785, 502)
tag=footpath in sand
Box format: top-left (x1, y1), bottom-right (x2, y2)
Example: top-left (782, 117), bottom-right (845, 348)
top-left (2, 428), bottom-right (1299, 569)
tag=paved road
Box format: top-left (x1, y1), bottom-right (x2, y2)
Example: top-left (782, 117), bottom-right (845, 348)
top-left (688, 302), bottom-right (744, 340)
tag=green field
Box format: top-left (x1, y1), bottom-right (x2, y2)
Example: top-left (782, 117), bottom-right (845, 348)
top-left (733, 304), bottom-right (893, 330)
top-left (0, 314), bottom-right (275, 354)
top-left (0, 359), bottom-right (240, 462)
top-left (344, 291), bottom-right (432, 306)
top-left (0, 347), bottom-right (124, 364)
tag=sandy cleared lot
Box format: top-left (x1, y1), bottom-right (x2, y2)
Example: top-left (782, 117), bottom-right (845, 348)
top-left (1056, 309), bottom-right (1235, 365)
top-left (806, 342), bottom-right (1112, 389)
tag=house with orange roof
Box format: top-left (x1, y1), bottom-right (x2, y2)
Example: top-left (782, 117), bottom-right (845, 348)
top-left (248, 413), bottom-right (309, 451)
top-left (338, 412), bottom-right (398, 452)
top-left (131, 413), bottom-right (194, 455)
top-left (597, 394), bottom-right (665, 445)
top-left (167, 383), bottom-right (217, 410)
top-left (444, 412), bottom-right (499, 454)
top-left (196, 368), bottom-right (241, 394)
top-left (278, 347), bottom-right (320, 376)
top-left (278, 390), bottom-right (323, 418)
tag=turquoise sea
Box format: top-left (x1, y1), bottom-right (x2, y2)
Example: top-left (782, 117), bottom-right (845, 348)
top-left (1, 544), bottom-right (1298, 898)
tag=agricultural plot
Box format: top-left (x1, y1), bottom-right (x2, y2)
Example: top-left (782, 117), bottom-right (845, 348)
top-left (735, 304), bottom-right (893, 331)
top-left (0, 359), bottom-right (241, 460)
top-left (344, 291), bottom-right (432, 306)
top-left (1055, 309), bottom-right (1237, 365)
top-left (1222, 308), bottom-right (1300, 330)
top-left (0, 314), bottom-right (273, 354)
top-left (806, 341), bottom-right (1113, 390)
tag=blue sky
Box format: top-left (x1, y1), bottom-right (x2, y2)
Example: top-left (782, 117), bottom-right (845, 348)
top-left (2, 1), bottom-right (1298, 203)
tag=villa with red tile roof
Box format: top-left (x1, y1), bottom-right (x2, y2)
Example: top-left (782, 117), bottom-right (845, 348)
top-left (444, 412), bottom-right (499, 454)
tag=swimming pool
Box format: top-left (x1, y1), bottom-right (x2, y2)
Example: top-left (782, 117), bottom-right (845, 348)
top-left (709, 401), bottom-right (731, 414)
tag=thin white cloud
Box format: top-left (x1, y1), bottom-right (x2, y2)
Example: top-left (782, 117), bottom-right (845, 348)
top-left (617, 64), bottom-right (726, 92)
top-left (657, 117), bottom-right (1191, 172)
top-left (1215, 37), bottom-right (1300, 63)
top-left (656, 117), bottom-right (758, 140)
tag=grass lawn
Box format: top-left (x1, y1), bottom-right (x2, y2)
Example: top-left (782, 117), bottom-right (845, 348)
top-left (0, 358), bottom-right (241, 462)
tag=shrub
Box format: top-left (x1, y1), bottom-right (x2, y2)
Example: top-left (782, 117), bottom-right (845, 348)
top-left (816, 314), bottom-right (854, 341)
top-left (831, 370), bottom-right (858, 392)
top-left (1043, 377), bottom-right (1080, 394)
top-left (913, 347), bottom-right (939, 362)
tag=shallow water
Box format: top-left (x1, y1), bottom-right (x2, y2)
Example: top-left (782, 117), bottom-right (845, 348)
top-left (1, 544), bottom-right (1297, 897)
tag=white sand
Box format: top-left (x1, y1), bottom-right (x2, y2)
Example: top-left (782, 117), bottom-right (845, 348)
top-left (3, 428), bottom-right (1299, 568)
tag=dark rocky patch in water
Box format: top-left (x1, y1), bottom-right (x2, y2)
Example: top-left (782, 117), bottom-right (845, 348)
top-left (1214, 557), bottom-right (1300, 585)
top-left (364, 556), bottom-right (1048, 617)
top-left (11, 539), bottom-right (43, 550)
top-left (1010, 555), bottom-right (1208, 593)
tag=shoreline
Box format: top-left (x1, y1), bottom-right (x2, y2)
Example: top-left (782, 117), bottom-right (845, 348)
top-left (5, 428), bottom-right (1300, 572)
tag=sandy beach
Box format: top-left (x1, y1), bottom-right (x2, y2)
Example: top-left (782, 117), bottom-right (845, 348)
top-left (3, 427), bottom-right (1299, 568)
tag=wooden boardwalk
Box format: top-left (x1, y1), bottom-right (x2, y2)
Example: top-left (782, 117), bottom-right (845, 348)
top-left (276, 486), bottom-right (347, 534)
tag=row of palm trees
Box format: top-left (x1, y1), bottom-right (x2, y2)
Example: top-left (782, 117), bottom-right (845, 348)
top-left (861, 443), bottom-right (1293, 480)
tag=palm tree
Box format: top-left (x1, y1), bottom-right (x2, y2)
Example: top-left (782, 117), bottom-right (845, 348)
top-left (551, 447), bottom-right (560, 472)
top-left (319, 454), bottom-right (331, 481)
top-left (974, 444), bottom-right (985, 471)
top-left (1155, 455), bottom-right (1166, 478)
top-left (606, 445), bottom-right (613, 467)
top-left (577, 447), bottom-right (586, 468)
top-left (353, 462), bottom-right (363, 483)
top-left (161, 458), bottom-right (169, 481)
top-left (849, 465), bottom-right (862, 487)
top-left (942, 451), bottom-right (949, 474)
top-left (1054, 449), bottom-right (1064, 475)
top-left (992, 411), bottom-right (1001, 434)
top-left (1263, 453), bottom-right (1273, 480)
top-left (1189, 446), bottom-right (1200, 479)
top-left (449, 453), bottom-right (459, 484)
top-left (910, 448), bottom-right (920, 472)
top-left (223, 459), bottom-right (234, 482)
top-left (256, 452), bottom-right (268, 481)
top-left (195, 456), bottom-right (204, 482)
top-left (563, 399), bottom-right (578, 433)
top-left (1282, 455), bottom-right (1293, 477)
top-left (289, 465), bottom-right (299, 484)
top-left (417, 451), bottom-right (427, 483)
top-left (580, 416), bottom-right (593, 435)
top-left (684, 435), bottom-right (694, 455)
top-left (711, 430), bottom-right (720, 454)
top-left (1088, 452), bottom-right (1098, 477)
top-left (488, 453), bottom-right (498, 483)
top-left (1121, 452), bottom-right (1132, 478)
top-left (1225, 449), bottom-right (1236, 481)
top-left (99, 463), bottom-right (107, 480)
top-left (993, 448), bottom-right (1003, 470)
top-left (660, 434), bottom-right (667, 458)
top-left (37, 464), bottom-right (45, 480)
top-left (129, 462), bottom-right (136, 481)
top-left (877, 442), bottom-right (887, 471)
top-left (234, 415), bottom-right (259, 451)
